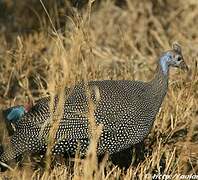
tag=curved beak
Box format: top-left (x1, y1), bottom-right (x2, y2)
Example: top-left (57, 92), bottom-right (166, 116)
top-left (180, 60), bottom-right (189, 71)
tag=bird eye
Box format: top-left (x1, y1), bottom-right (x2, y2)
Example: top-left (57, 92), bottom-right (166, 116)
top-left (177, 56), bottom-right (182, 61)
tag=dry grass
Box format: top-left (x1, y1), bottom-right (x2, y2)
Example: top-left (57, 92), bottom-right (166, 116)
top-left (0, 0), bottom-right (197, 179)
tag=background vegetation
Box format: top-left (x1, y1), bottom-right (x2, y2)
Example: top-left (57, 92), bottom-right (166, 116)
top-left (0, 0), bottom-right (197, 179)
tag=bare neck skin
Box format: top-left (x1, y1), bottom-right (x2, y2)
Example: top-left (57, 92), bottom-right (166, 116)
top-left (150, 55), bottom-right (170, 100)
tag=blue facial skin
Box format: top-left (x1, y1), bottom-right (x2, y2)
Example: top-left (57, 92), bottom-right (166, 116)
top-left (160, 52), bottom-right (172, 75)
top-left (4, 106), bottom-right (25, 123)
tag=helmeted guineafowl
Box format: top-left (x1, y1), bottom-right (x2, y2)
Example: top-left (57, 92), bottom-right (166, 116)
top-left (0, 43), bottom-right (188, 164)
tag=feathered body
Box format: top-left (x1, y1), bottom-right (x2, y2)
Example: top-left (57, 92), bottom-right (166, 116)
top-left (0, 43), bottom-right (188, 163)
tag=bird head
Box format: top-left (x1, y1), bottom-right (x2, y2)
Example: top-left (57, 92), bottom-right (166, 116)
top-left (3, 105), bottom-right (25, 123)
top-left (159, 43), bottom-right (188, 74)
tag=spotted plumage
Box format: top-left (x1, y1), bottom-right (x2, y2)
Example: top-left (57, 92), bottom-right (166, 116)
top-left (0, 43), bottom-right (188, 163)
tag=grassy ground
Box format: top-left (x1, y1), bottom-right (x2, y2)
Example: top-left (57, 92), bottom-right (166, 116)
top-left (0, 0), bottom-right (197, 179)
